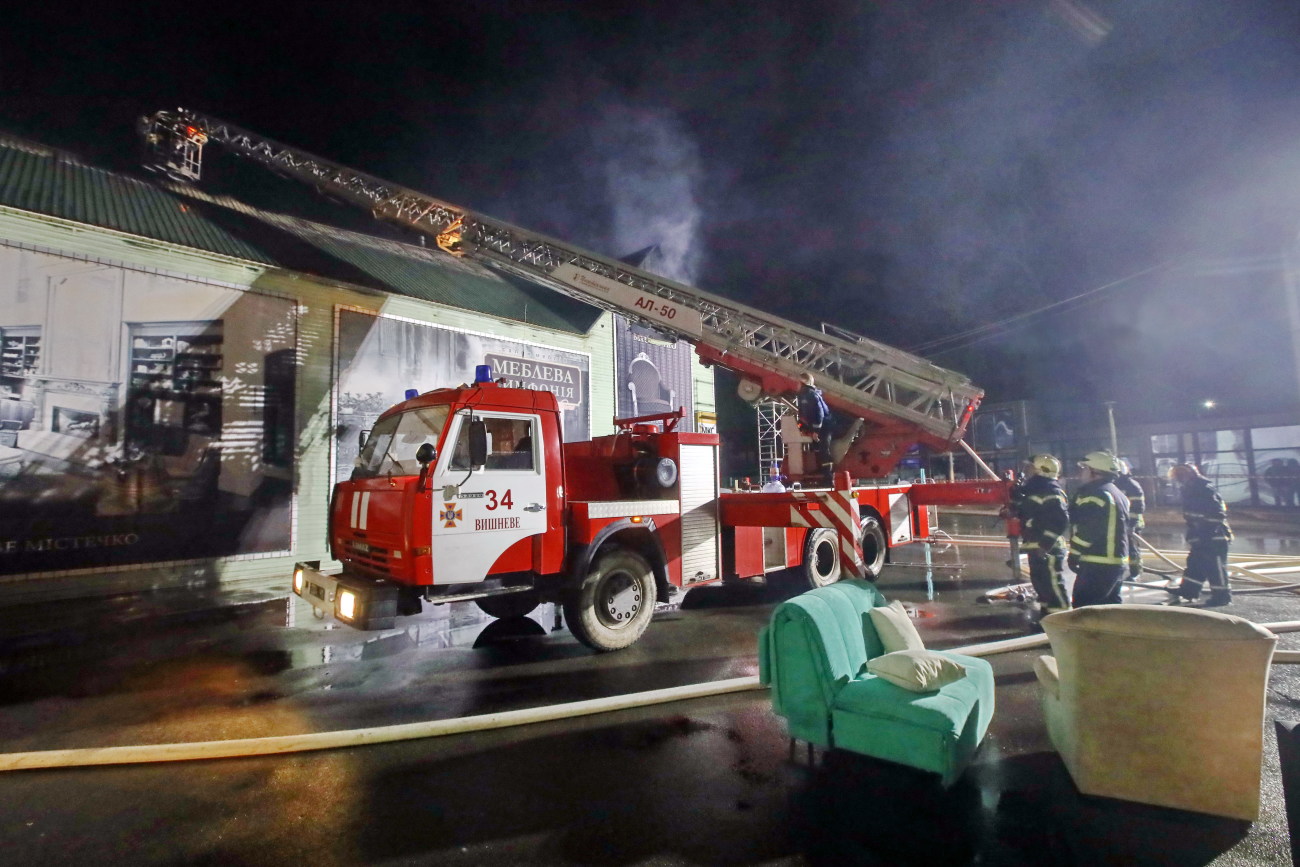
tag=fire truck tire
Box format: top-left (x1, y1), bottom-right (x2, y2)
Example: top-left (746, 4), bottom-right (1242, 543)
top-left (475, 590), bottom-right (541, 619)
top-left (859, 515), bottom-right (887, 580)
top-left (801, 528), bottom-right (842, 588)
top-left (564, 549), bottom-right (657, 652)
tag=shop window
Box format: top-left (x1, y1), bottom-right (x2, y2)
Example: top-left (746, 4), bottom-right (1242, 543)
top-left (1150, 433), bottom-right (1180, 455)
top-left (1196, 429), bottom-right (1246, 456)
top-left (1199, 452), bottom-right (1252, 505)
top-left (263, 349), bottom-right (295, 467)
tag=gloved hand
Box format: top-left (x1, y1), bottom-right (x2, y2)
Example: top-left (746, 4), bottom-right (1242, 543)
top-left (1135, 515), bottom-right (1146, 531)
top-left (1067, 553), bottom-right (1080, 572)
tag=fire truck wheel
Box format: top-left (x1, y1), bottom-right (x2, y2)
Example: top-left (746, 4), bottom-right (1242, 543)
top-left (475, 590), bottom-right (541, 619)
top-left (802, 527), bottom-right (842, 588)
top-left (564, 549), bottom-right (657, 652)
top-left (859, 515), bottom-right (888, 580)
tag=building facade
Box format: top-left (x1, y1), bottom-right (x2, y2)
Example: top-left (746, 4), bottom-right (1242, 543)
top-left (0, 136), bottom-right (715, 602)
top-left (968, 399), bottom-right (1300, 509)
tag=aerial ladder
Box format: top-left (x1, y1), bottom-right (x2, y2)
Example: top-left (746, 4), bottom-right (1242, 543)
top-left (138, 109), bottom-right (991, 485)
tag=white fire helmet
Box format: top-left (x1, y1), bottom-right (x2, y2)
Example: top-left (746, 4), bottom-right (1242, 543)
top-left (1079, 450), bottom-right (1122, 475)
top-left (1027, 454), bottom-right (1062, 479)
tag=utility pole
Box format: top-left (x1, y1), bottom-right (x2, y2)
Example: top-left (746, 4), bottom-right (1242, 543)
top-left (1104, 401), bottom-right (1118, 455)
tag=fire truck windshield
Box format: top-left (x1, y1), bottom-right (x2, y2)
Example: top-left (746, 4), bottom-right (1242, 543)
top-left (353, 405), bottom-right (451, 478)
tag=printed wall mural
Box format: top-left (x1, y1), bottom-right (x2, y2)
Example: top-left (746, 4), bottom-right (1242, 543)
top-left (0, 245), bottom-right (297, 575)
top-left (613, 316), bottom-right (694, 429)
top-left (333, 309), bottom-right (591, 483)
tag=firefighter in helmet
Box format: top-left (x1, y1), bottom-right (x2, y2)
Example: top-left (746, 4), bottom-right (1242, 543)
top-left (797, 372), bottom-right (835, 485)
top-left (1113, 458), bottom-right (1147, 580)
top-left (1068, 450), bottom-right (1130, 607)
top-left (1018, 454), bottom-right (1071, 615)
top-left (1167, 462), bottom-right (1233, 606)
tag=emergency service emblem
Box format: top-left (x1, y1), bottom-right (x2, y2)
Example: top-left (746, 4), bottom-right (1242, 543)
top-left (440, 503), bottom-right (463, 528)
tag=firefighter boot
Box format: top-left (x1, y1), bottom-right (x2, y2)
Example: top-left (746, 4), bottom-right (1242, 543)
top-left (1205, 590), bottom-right (1233, 607)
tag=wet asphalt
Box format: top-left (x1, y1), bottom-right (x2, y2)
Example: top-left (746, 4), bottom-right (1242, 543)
top-left (1, 509), bottom-right (1299, 865)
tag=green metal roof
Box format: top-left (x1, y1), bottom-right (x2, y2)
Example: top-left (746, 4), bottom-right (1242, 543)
top-left (0, 135), bottom-right (601, 335)
top-left (0, 138), bottom-right (273, 263)
top-left (254, 211), bottom-right (604, 334)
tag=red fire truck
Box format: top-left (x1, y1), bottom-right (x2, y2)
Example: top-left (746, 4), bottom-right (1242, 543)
top-left (140, 110), bottom-right (1012, 651)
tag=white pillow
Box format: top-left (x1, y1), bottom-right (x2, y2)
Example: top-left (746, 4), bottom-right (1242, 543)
top-left (868, 600), bottom-right (925, 653)
top-left (867, 650), bottom-right (967, 693)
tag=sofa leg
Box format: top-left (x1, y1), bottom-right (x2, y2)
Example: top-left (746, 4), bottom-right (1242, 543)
top-left (788, 739), bottom-right (817, 766)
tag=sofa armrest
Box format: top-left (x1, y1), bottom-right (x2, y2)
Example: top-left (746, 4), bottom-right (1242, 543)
top-left (1034, 655), bottom-right (1059, 700)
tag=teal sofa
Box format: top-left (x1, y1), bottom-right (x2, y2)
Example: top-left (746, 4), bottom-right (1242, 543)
top-left (758, 580), bottom-right (994, 786)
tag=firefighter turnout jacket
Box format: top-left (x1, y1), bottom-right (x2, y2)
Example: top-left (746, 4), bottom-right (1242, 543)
top-left (1114, 473), bottom-right (1145, 522)
top-left (1019, 474), bottom-right (1070, 551)
top-left (1180, 475), bottom-right (1233, 544)
top-left (1070, 478), bottom-right (1130, 566)
top-left (797, 384), bottom-right (832, 434)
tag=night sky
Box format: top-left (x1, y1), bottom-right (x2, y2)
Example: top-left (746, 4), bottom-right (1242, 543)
top-left (6, 0), bottom-right (1300, 428)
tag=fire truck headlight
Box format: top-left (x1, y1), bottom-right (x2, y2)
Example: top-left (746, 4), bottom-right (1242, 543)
top-left (292, 568), bottom-right (304, 595)
top-left (337, 589), bottom-right (359, 621)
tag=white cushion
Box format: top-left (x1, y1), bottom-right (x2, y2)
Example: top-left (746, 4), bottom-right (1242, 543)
top-left (867, 650), bottom-right (967, 693)
top-left (868, 600), bottom-right (925, 653)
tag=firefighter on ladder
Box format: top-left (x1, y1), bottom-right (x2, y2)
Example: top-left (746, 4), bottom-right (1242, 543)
top-left (1068, 451), bottom-right (1130, 607)
top-left (1018, 454), bottom-right (1071, 616)
top-left (797, 372), bottom-right (835, 485)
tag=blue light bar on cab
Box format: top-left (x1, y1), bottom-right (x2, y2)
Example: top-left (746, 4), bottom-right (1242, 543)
top-left (405, 388), bottom-right (418, 400)
top-left (475, 364), bottom-right (493, 384)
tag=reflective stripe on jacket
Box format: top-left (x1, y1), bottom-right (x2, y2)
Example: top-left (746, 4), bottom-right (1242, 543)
top-left (1070, 479), bottom-right (1130, 565)
top-left (1019, 475), bottom-right (1069, 548)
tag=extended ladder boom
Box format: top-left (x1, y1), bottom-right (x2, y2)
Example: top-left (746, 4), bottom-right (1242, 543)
top-left (140, 109), bottom-right (983, 467)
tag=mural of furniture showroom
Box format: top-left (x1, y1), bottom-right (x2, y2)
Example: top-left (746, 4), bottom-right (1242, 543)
top-left (0, 251), bottom-right (296, 575)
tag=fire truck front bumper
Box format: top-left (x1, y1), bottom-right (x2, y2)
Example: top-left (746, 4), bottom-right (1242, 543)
top-left (292, 562), bottom-right (398, 631)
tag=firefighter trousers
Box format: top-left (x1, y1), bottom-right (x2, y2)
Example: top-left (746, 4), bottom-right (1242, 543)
top-left (1179, 539), bottom-right (1231, 601)
top-left (1027, 543), bottom-right (1070, 612)
top-left (1072, 562), bottom-right (1125, 607)
top-left (1126, 520), bottom-right (1143, 579)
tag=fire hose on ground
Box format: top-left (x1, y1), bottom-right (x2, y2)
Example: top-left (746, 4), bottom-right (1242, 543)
top-left (5, 619), bottom-right (1300, 773)
top-left (0, 631), bottom-right (1048, 773)
top-left (6, 529), bottom-right (1300, 773)
top-left (974, 529), bottom-right (1300, 599)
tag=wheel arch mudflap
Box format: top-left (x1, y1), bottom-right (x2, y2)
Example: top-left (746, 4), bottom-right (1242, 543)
top-left (568, 519), bottom-right (670, 600)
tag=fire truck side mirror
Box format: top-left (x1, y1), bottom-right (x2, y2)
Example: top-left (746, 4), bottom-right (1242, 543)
top-left (415, 442), bottom-right (437, 493)
top-left (469, 419), bottom-right (488, 468)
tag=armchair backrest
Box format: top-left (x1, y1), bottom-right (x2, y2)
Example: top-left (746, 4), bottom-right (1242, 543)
top-left (759, 580), bottom-right (887, 745)
top-left (1041, 605), bottom-right (1276, 817)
